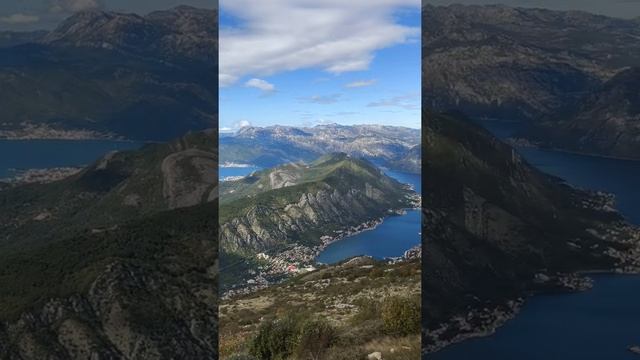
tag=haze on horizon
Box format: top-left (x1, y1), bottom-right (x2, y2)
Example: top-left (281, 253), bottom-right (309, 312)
top-left (425, 0), bottom-right (640, 19)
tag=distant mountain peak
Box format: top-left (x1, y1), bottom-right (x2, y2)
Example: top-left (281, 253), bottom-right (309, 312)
top-left (41, 6), bottom-right (217, 63)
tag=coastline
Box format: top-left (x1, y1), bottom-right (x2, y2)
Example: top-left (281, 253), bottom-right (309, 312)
top-left (313, 207), bottom-right (420, 264)
top-left (0, 167), bottom-right (83, 185)
top-left (0, 127), bottom-right (126, 141)
top-left (222, 205), bottom-right (421, 299)
top-left (425, 299), bottom-right (524, 355)
top-left (506, 137), bottom-right (640, 163)
top-left (425, 267), bottom-right (640, 355)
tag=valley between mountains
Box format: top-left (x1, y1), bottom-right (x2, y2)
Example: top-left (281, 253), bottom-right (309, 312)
top-left (218, 125), bottom-right (423, 360)
top-left (220, 153), bottom-right (420, 294)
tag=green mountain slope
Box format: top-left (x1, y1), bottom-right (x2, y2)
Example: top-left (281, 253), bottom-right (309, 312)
top-left (0, 6), bottom-right (217, 141)
top-left (0, 131), bottom-right (218, 359)
top-left (220, 153), bottom-right (415, 255)
top-left (529, 67), bottom-right (640, 159)
top-left (422, 112), bottom-right (640, 351)
top-left (0, 130), bottom-right (217, 252)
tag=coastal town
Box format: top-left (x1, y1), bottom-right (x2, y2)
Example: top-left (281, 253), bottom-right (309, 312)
top-left (223, 203), bottom-right (422, 299)
top-left (221, 170), bottom-right (422, 298)
top-left (1, 167), bottom-right (82, 186)
top-left (0, 123), bottom-right (119, 140)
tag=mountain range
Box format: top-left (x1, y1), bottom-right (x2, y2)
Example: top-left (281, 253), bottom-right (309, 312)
top-left (422, 111), bottom-right (640, 352)
top-left (0, 6), bottom-right (217, 141)
top-left (0, 131), bottom-right (219, 359)
top-left (0, 6), bottom-right (219, 356)
top-left (220, 153), bottom-right (414, 255)
top-left (221, 124), bottom-right (421, 173)
top-left (528, 66), bottom-right (640, 159)
top-left (423, 4), bottom-right (640, 159)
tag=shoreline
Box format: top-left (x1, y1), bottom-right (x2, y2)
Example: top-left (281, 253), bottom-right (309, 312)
top-left (472, 117), bottom-right (640, 162)
top-left (0, 167), bottom-right (84, 185)
top-left (426, 267), bottom-right (640, 355)
top-left (506, 137), bottom-right (640, 163)
top-left (313, 207), bottom-right (420, 264)
top-left (223, 206), bottom-right (421, 299)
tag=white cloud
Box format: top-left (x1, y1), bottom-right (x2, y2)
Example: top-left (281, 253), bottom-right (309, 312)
top-left (245, 78), bottom-right (276, 92)
top-left (0, 14), bottom-right (40, 24)
top-left (220, 120), bottom-right (253, 133)
top-left (345, 79), bottom-right (377, 88)
top-left (236, 120), bottom-right (252, 128)
top-left (50, 0), bottom-right (103, 13)
top-left (220, 0), bottom-right (420, 86)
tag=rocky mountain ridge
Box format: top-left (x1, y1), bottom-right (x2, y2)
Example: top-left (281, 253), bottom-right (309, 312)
top-left (422, 112), bottom-right (640, 352)
top-left (0, 130), bottom-right (219, 359)
top-left (0, 6), bottom-right (217, 141)
top-left (528, 67), bottom-right (640, 159)
top-left (423, 4), bottom-right (640, 122)
top-left (222, 124), bottom-right (421, 173)
top-left (220, 153), bottom-right (415, 255)
top-left (42, 6), bottom-right (217, 64)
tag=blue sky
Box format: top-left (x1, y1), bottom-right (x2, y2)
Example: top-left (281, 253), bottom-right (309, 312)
top-left (219, 1), bottom-right (421, 131)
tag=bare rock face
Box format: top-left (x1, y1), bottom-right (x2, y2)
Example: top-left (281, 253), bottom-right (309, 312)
top-left (220, 155), bottom-right (415, 255)
top-left (220, 187), bottom-right (371, 253)
top-left (162, 149), bottom-right (217, 210)
top-left (268, 169), bottom-right (300, 189)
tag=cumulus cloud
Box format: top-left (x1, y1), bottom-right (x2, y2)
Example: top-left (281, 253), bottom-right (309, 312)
top-left (220, 119), bottom-right (253, 133)
top-left (299, 94), bottom-right (342, 104)
top-left (368, 93), bottom-right (419, 110)
top-left (345, 79), bottom-right (377, 88)
top-left (0, 14), bottom-right (40, 24)
top-left (220, 0), bottom-right (420, 86)
top-left (50, 0), bottom-right (103, 13)
top-left (245, 78), bottom-right (276, 92)
top-left (236, 119), bottom-right (252, 128)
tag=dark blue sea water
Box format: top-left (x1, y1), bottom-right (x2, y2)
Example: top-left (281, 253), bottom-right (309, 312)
top-left (519, 148), bottom-right (640, 225)
top-left (431, 274), bottom-right (640, 360)
top-left (316, 171), bottom-right (421, 264)
top-left (383, 168), bottom-right (422, 194)
top-left (0, 139), bottom-right (142, 179)
top-left (316, 209), bottom-right (421, 264)
top-left (431, 119), bottom-right (640, 359)
top-left (476, 118), bottom-right (640, 224)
